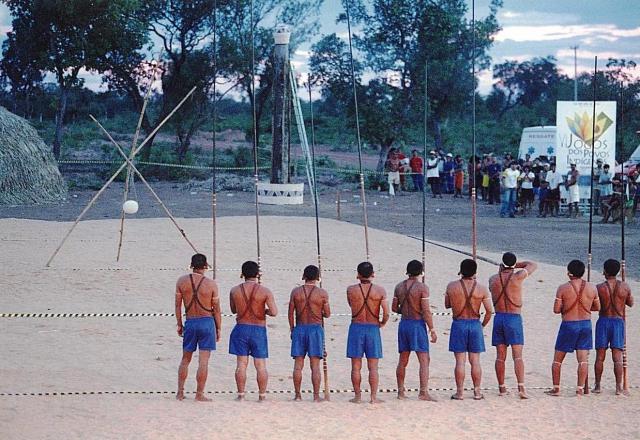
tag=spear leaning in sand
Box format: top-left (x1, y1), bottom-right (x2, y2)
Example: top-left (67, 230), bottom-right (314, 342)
top-left (307, 78), bottom-right (330, 401)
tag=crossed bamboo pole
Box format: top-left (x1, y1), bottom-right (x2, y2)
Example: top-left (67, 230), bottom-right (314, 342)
top-left (116, 59), bottom-right (162, 262)
top-left (45, 86), bottom-right (199, 267)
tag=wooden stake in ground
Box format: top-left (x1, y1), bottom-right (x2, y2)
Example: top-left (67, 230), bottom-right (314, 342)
top-left (45, 86), bottom-right (198, 267)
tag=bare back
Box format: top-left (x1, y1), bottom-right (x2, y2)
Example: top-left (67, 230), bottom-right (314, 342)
top-left (230, 281), bottom-right (274, 326)
top-left (347, 282), bottom-right (387, 324)
top-left (290, 284), bottom-right (330, 325)
top-left (555, 279), bottom-right (598, 321)
top-left (393, 279), bottom-right (428, 320)
top-left (597, 279), bottom-right (633, 318)
top-left (446, 278), bottom-right (490, 319)
top-left (176, 273), bottom-right (219, 318)
top-left (489, 269), bottom-right (528, 314)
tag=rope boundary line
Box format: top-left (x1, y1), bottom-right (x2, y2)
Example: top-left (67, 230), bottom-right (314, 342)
top-left (0, 311), bottom-right (457, 319)
top-left (3, 385), bottom-right (636, 397)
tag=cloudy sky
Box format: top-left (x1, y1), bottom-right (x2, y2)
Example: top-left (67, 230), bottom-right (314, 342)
top-left (1, 1), bottom-right (638, 95)
top-left (295, 0), bottom-right (640, 94)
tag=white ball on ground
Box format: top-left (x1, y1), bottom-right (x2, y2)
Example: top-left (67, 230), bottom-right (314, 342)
top-left (123, 200), bottom-right (139, 215)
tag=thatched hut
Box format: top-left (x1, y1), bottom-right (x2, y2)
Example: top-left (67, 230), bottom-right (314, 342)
top-left (0, 106), bottom-right (67, 205)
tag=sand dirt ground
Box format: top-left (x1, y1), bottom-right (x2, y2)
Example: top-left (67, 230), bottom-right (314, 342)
top-left (0, 216), bottom-right (638, 439)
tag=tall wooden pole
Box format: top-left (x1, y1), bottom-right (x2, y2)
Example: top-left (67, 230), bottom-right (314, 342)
top-left (422, 60), bottom-right (429, 281)
top-left (308, 79), bottom-right (330, 401)
top-left (471, 0), bottom-right (478, 260)
top-left (587, 57), bottom-right (598, 282)
top-left (211, 0), bottom-right (218, 278)
top-left (250, 0), bottom-right (262, 275)
top-left (345, 0), bottom-right (371, 262)
top-left (619, 81), bottom-right (629, 393)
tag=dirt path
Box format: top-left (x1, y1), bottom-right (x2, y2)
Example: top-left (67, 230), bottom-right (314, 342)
top-left (2, 182), bottom-right (637, 279)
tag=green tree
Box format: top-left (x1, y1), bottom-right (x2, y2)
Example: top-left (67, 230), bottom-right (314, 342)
top-left (310, 0), bottom-right (501, 169)
top-left (2, 0), bottom-right (148, 159)
top-left (491, 56), bottom-right (565, 119)
top-left (102, 0), bottom-right (219, 162)
top-left (216, 0), bottom-right (323, 145)
top-left (0, 26), bottom-right (43, 117)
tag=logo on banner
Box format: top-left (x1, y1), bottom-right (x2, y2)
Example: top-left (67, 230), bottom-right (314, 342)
top-left (556, 101), bottom-right (616, 174)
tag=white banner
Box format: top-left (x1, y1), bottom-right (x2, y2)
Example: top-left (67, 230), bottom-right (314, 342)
top-left (556, 101), bottom-right (617, 177)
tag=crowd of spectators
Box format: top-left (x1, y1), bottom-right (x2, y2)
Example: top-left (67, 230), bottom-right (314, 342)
top-left (384, 147), bottom-right (640, 224)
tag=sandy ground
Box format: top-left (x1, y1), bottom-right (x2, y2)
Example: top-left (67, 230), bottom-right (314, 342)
top-left (0, 216), bottom-right (638, 440)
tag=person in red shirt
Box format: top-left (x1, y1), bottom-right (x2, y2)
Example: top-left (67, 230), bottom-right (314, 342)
top-left (409, 150), bottom-right (424, 192)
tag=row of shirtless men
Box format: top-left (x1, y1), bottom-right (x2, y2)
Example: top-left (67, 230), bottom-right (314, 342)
top-left (174, 252), bottom-right (634, 403)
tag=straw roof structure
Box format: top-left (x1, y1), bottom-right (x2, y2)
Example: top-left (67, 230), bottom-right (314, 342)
top-left (0, 106), bottom-right (66, 205)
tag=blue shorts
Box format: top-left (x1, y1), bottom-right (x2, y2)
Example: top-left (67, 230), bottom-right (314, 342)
top-left (347, 322), bottom-right (383, 359)
top-left (183, 317), bottom-right (216, 352)
top-left (492, 313), bottom-right (524, 346)
top-left (555, 320), bottom-right (592, 353)
top-left (398, 319), bottom-right (429, 353)
top-left (291, 324), bottom-right (324, 358)
top-left (449, 319), bottom-right (485, 353)
top-left (595, 317), bottom-right (625, 350)
top-left (229, 323), bottom-right (268, 359)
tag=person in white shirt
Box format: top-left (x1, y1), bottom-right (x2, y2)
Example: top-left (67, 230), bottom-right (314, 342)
top-left (545, 163), bottom-right (561, 217)
top-left (519, 165), bottom-right (535, 216)
top-left (565, 162), bottom-right (581, 218)
top-left (426, 150), bottom-right (442, 198)
top-left (501, 162), bottom-right (519, 218)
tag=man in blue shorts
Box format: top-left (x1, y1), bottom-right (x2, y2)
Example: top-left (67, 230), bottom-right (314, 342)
top-left (288, 265), bottom-right (331, 402)
top-left (445, 259), bottom-right (493, 400)
top-left (175, 254), bottom-right (221, 402)
top-left (547, 260), bottom-right (600, 396)
top-left (346, 262), bottom-right (389, 404)
top-left (229, 261), bottom-right (278, 402)
top-left (488, 252), bottom-right (537, 399)
top-left (392, 260), bottom-right (437, 401)
top-left (593, 259), bottom-right (634, 395)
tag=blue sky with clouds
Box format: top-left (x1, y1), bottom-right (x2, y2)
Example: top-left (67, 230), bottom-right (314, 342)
top-left (0, 1), bottom-right (638, 95)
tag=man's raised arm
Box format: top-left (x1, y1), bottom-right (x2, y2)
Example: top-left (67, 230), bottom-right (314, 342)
top-left (516, 260), bottom-right (538, 277)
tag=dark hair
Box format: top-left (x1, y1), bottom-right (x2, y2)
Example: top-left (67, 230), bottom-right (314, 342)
top-left (406, 260), bottom-right (423, 277)
top-left (604, 164), bottom-right (610, 169)
top-left (357, 261), bottom-right (374, 278)
top-left (502, 252), bottom-right (517, 268)
top-left (303, 265), bottom-right (320, 281)
top-left (459, 259), bottom-right (477, 277)
top-left (191, 253), bottom-right (208, 270)
top-left (567, 260), bottom-right (585, 278)
top-left (241, 260), bottom-right (260, 278)
top-left (603, 259), bottom-right (620, 277)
